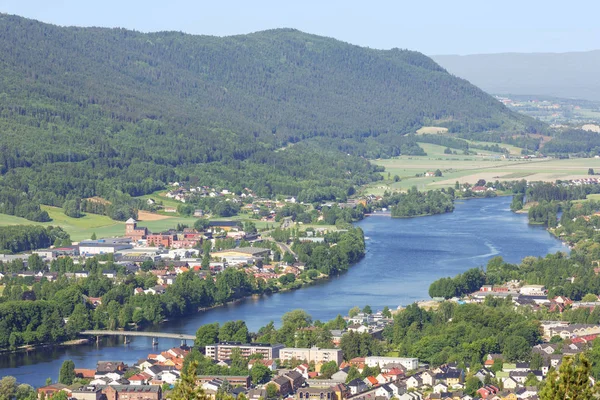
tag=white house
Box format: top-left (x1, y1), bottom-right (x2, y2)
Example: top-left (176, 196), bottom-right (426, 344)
top-left (374, 385), bottom-right (393, 399)
top-left (158, 370), bottom-right (180, 384)
top-left (433, 383), bottom-right (448, 393)
top-left (398, 392), bottom-right (423, 400)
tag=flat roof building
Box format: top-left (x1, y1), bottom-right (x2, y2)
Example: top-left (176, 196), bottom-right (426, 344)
top-left (205, 342), bottom-right (284, 362)
top-left (279, 347), bottom-right (343, 366)
top-left (365, 356), bottom-right (419, 371)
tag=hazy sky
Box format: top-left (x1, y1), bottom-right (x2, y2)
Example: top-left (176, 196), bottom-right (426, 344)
top-left (1, 0), bottom-right (598, 55)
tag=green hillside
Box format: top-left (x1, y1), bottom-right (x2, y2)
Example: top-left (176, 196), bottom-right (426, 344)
top-left (0, 14), bottom-right (542, 221)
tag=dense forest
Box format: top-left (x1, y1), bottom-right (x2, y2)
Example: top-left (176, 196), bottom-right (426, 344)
top-left (0, 14), bottom-right (542, 221)
top-left (542, 129), bottom-right (600, 155)
top-left (382, 187), bottom-right (455, 217)
top-left (0, 225), bottom-right (71, 254)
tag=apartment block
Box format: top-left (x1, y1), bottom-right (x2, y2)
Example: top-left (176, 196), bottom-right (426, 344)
top-left (279, 347), bottom-right (343, 366)
top-left (205, 342), bottom-right (284, 361)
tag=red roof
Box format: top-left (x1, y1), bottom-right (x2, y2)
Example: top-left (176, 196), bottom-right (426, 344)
top-left (387, 368), bottom-right (404, 376)
top-left (74, 369), bottom-right (95, 379)
top-left (572, 334), bottom-right (599, 343)
top-left (128, 374), bottom-right (148, 381)
top-left (366, 376), bottom-right (378, 385)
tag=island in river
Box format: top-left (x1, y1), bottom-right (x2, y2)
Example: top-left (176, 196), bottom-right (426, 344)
top-left (0, 196), bottom-right (568, 387)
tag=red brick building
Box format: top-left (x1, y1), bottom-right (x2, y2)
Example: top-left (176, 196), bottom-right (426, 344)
top-left (103, 385), bottom-right (162, 400)
top-left (125, 219), bottom-right (148, 241)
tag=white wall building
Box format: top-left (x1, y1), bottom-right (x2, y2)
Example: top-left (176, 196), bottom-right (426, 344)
top-left (365, 356), bottom-right (419, 371)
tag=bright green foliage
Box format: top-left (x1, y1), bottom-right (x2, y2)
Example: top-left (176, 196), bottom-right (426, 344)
top-left (218, 321), bottom-right (250, 343)
top-left (266, 383), bottom-right (278, 399)
top-left (340, 331), bottom-right (382, 360)
top-left (348, 307), bottom-right (360, 318)
top-left (0, 225), bottom-right (70, 254)
top-left (428, 268), bottom-right (486, 299)
top-left (58, 360), bottom-right (76, 385)
top-left (385, 187), bottom-right (455, 218)
top-left (381, 307), bottom-right (392, 318)
top-left (464, 376), bottom-right (482, 396)
top-left (502, 335), bottom-right (532, 362)
top-left (540, 354), bottom-right (598, 400)
top-left (319, 361), bottom-right (339, 379)
top-left (172, 361), bottom-right (210, 400)
top-left (50, 392), bottom-right (68, 400)
top-left (250, 363), bottom-right (272, 385)
top-left (195, 323), bottom-right (220, 347)
top-left (345, 367), bottom-right (361, 383)
top-left (383, 302), bottom-right (540, 367)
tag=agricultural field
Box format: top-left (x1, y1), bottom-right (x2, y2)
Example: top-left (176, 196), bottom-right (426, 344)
top-left (415, 126), bottom-right (449, 135)
top-left (0, 205), bottom-right (271, 242)
top-left (0, 206), bottom-right (124, 241)
top-left (364, 155), bottom-right (600, 195)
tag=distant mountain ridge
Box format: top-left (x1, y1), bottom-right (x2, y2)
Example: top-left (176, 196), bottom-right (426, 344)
top-left (0, 14), bottom-right (541, 220)
top-left (432, 50), bottom-right (600, 101)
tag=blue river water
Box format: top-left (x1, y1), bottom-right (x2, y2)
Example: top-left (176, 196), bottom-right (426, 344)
top-left (0, 196), bottom-right (568, 387)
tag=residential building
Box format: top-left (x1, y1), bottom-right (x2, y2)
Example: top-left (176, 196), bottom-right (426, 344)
top-left (365, 356), bottom-right (419, 371)
top-left (103, 385), bottom-right (162, 400)
top-left (279, 347), bottom-right (343, 366)
top-left (205, 343), bottom-right (284, 361)
top-left (272, 376), bottom-right (293, 396)
top-left (71, 386), bottom-right (103, 400)
top-left (195, 375), bottom-right (251, 388)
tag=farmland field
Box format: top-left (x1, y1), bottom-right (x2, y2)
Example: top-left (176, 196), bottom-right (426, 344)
top-left (364, 156), bottom-right (600, 195)
top-left (0, 206), bottom-right (271, 242)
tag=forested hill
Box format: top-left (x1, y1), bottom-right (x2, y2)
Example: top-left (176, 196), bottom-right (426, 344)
top-left (0, 15), bottom-right (540, 221)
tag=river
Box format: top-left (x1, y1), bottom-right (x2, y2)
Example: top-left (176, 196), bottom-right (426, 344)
top-left (0, 196), bottom-right (568, 387)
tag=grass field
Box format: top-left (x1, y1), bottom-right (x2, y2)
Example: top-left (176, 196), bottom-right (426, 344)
top-left (465, 139), bottom-right (523, 156)
top-left (575, 193), bottom-right (600, 204)
top-left (364, 156), bottom-right (600, 195)
top-left (0, 206), bottom-right (124, 241)
top-left (0, 205), bottom-right (272, 242)
top-left (415, 126), bottom-right (448, 135)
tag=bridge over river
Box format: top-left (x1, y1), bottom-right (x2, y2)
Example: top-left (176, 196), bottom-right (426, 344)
top-left (80, 330), bottom-right (195, 346)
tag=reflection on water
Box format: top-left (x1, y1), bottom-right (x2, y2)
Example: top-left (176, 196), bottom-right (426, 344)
top-left (0, 197), bottom-right (568, 386)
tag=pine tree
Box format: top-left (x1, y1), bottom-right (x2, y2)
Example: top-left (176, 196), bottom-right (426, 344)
top-left (58, 360), bottom-right (75, 385)
top-left (540, 354), bottom-right (598, 399)
top-left (171, 361), bottom-right (209, 400)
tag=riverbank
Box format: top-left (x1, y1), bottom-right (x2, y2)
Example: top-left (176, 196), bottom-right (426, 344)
top-left (0, 338), bottom-right (89, 356)
top-left (0, 197), bottom-right (569, 387)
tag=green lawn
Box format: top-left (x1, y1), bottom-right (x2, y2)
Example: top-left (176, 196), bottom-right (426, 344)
top-left (0, 206), bottom-right (124, 241)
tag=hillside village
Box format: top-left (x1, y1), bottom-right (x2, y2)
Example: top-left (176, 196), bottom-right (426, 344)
top-left (34, 280), bottom-right (600, 400)
top-left (35, 303), bottom-right (556, 400)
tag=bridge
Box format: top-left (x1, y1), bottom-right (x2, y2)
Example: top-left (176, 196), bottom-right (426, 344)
top-left (80, 330), bottom-right (196, 346)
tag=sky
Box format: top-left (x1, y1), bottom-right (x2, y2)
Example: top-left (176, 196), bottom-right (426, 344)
top-left (1, 0), bottom-right (599, 55)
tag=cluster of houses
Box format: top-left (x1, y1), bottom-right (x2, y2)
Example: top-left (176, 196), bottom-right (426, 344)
top-left (164, 184), bottom-right (255, 204)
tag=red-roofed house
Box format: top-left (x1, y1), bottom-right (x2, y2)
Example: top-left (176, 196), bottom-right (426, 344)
top-left (74, 369), bottom-right (95, 379)
top-left (365, 376), bottom-right (379, 387)
top-left (477, 385), bottom-right (499, 399)
top-left (295, 364), bottom-right (309, 379)
top-left (128, 374), bottom-right (149, 385)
